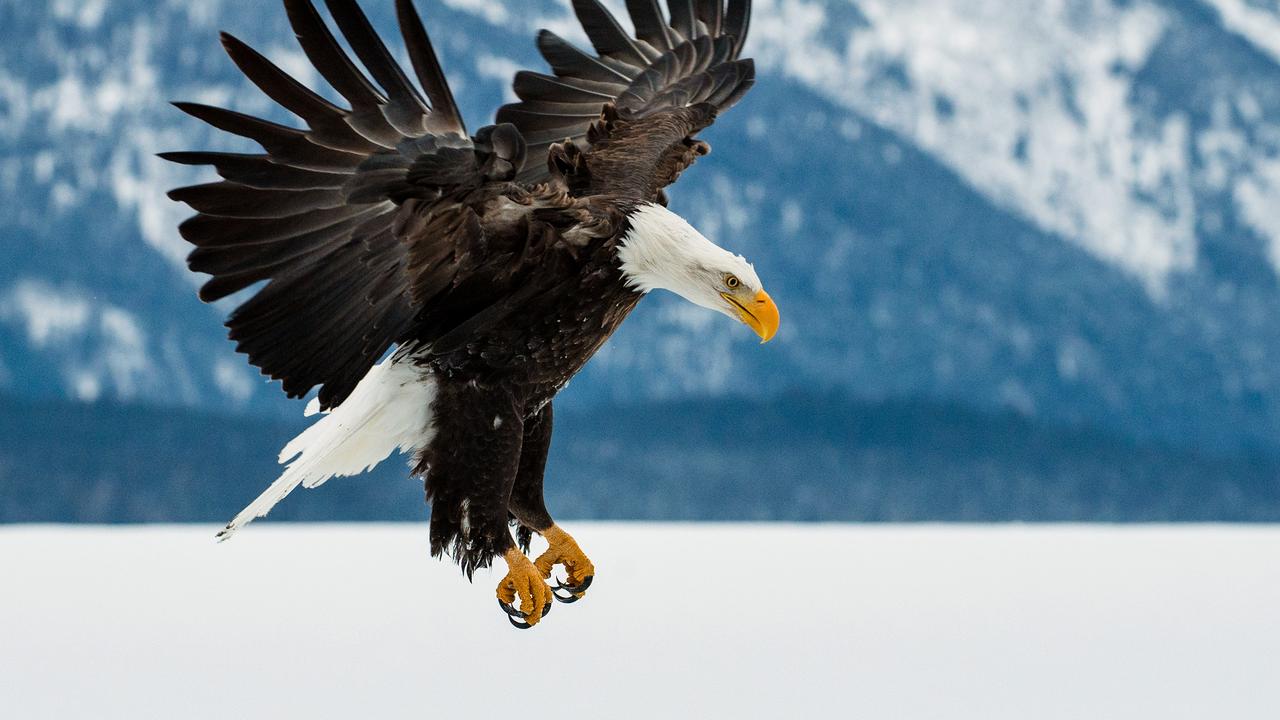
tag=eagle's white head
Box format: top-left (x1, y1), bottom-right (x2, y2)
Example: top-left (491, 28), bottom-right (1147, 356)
top-left (617, 203), bottom-right (780, 343)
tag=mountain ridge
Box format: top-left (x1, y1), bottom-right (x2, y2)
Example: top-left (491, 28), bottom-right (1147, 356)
top-left (2, 0), bottom-right (1280, 458)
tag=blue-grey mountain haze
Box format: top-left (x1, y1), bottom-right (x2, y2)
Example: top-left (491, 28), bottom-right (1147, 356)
top-left (2, 0), bottom-right (1278, 521)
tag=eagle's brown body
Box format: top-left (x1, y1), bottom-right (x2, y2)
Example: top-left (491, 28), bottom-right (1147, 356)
top-left (404, 191), bottom-right (645, 572)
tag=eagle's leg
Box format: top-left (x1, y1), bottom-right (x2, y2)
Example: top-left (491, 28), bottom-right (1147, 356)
top-left (418, 383), bottom-right (554, 626)
top-left (507, 402), bottom-right (596, 603)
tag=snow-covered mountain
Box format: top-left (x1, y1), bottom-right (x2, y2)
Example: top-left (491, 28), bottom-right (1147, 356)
top-left (4, 0), bottom-right (1280, 454)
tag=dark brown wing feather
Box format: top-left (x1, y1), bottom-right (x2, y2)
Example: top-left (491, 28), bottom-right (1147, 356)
top-left (165, 0), bottom-right (519, 410)
top-left (395, 0), bottom-right (465, 134)
top-left (498, 0), bottom-right (755, 193)
top-left (627, 0), bottom-right (678, 53)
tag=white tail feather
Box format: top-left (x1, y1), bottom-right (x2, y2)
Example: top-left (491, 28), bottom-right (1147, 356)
top-left (216, 358), bottom-right (435, 541)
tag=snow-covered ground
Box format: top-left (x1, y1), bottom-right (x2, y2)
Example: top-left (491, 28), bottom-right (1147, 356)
top-left (2, 523), bottom-right (1277, 719)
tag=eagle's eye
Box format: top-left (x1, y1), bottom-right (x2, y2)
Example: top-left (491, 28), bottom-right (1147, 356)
top-left (725, 274), bottom-right (741, 289)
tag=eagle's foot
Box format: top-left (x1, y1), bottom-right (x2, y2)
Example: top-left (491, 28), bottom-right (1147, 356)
top-left (534, 525), bottom-right (595, 604)
top-left (497, 547), bottom-right (553, 629)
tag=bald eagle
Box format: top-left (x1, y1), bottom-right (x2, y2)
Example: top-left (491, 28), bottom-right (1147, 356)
top-left (165, 0), bottom-right (777, 628)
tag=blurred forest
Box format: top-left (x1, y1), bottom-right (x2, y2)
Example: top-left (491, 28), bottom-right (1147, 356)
top-left (4, 393), bottom-right (1275, 523)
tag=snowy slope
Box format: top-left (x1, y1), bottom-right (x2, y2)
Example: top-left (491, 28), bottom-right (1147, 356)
top-left (2, 524), bottom-right (1278, 719)
top-left (4, 0), bottom-right (1280, 453)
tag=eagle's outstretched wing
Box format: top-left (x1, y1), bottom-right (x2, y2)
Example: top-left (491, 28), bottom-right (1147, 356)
top-left (498, 0), bottom-right (755, 201)
top-left (165, 0), bottom-right (528, 411)
top-left (166, 0), bottom-right (753, 410)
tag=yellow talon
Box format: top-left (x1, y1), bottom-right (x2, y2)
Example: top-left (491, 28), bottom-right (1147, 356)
top-left (534, 525), bottom-right (595, 587)
top-left (497, 547), bottom-right (552, 626)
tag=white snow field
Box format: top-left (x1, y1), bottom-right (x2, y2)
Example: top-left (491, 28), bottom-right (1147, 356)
top-left (2, 523), bottom-right (1278, 719)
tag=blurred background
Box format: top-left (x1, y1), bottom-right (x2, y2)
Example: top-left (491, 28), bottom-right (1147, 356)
top-left (2, 0), bottom-right (1280, 524)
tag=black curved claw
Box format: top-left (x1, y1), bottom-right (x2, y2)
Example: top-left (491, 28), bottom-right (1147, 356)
top-left (498, 598), bottom-right (527, 618)
top-left (498, 598), bottom-right (550, 629)
top-left (551, 574), bottom-right (594, 603)
top-left (550, 587), bottom-right (582, 604)
top-left (559, 574), bottom-right (594, 594)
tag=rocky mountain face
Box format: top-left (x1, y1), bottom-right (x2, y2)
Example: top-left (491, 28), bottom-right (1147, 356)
top-left (4, 0), bottom-right (1280, 460)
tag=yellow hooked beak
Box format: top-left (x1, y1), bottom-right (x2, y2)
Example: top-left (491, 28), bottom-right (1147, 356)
top-left (722, 289), bottom-right (780, 343)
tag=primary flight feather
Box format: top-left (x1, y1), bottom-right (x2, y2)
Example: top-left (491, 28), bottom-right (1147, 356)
top-left (166, 0), bottom-right (777, 628)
